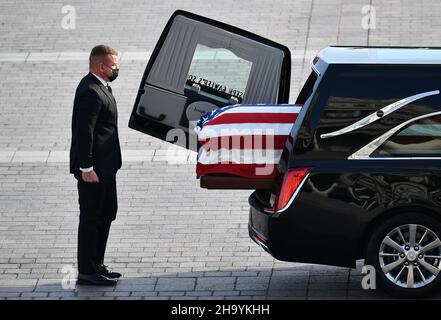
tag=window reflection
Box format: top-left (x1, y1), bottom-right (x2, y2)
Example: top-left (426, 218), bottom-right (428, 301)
top-left (372, 115), bottom-right (441, 157)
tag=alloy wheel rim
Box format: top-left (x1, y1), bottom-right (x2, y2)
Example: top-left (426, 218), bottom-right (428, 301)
top-left (379, 224), bottom-right (441, 289)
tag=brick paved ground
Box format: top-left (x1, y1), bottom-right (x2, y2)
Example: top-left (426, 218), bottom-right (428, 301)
top-left (0, 0), bottom-right (440, 300)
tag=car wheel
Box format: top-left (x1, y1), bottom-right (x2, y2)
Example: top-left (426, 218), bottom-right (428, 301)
top-left (366, 213), bottom-right (441, 298)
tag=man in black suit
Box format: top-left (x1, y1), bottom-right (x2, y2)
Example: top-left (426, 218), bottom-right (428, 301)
top-left (70, 45), bottom-right (122, 285)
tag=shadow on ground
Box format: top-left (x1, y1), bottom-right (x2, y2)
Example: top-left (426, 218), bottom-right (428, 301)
top-left (0, 265), bottom-right (399, 300)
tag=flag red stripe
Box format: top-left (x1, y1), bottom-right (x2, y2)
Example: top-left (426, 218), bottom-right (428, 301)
top-left (204, 112), bottom-right (299, 126)
top-left (196, 163), bottom-right (278, 179)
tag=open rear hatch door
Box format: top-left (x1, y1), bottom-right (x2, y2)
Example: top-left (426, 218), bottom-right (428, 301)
top-left (129, 10), bottom-right (291, 189)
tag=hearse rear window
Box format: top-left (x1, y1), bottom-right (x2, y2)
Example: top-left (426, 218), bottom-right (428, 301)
top-left (186, 44), bottom-right (253, 103)
top-left (145, 15), bottom-right (286, 105)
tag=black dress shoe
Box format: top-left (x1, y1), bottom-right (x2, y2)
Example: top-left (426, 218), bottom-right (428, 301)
top-left (77, 273), bottom-right (117, 286)
top-left (95, 264), bottom-right (122, 279)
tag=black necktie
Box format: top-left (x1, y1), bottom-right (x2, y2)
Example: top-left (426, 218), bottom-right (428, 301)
top-left (106, 85), bottom-right (112, 94)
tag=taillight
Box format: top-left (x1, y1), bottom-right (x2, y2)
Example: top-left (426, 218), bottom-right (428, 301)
top-left (265, 168), bottom-right (310, 213)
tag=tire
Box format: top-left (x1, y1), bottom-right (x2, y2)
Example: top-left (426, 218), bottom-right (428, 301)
top-left (365, 212), bottom-right (441, 298)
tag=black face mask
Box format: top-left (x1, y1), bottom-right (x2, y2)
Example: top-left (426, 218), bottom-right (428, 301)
top-left (103, 63), bottom-right (119, 82)
top-left (107, 67), bottom-right (119, 82)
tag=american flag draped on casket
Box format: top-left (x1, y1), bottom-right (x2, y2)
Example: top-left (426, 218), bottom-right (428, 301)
top-left (194, 104), bottom-right (302, 179)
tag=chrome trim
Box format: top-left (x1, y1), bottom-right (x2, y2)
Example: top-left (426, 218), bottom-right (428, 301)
top-left (311, 62), bottom-right (321, 77)
top-left (349, 110), bottom-right (441, 160)
top-left (268, 173), bottom-right (310, 216)
top-left (321, 90), bottom-right (440, 139)
top-left (249, 225), bottom-right (270, 252)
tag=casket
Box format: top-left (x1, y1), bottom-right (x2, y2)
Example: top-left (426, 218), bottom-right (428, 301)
top-left (195, 104), bottom-right (302, 189)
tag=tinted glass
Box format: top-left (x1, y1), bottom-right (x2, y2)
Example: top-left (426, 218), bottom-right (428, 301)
top-left (372, 114), bottom-right (441, 157)
top-left (295, 65), bottom-right (441, 159)
top-left (186, 44), bottom-right (253, 101)
top-left (295, 71), bottom-right (317, 105)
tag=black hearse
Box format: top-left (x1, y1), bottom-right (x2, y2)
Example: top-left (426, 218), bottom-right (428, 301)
top-left (129, 10), bottom-right (441, 298)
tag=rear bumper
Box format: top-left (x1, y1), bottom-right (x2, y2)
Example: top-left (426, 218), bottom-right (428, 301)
top-left (248, 190), bottom-right (357, 268)
top-left (248, 191), bottom-right (273, 255)
top-left (248, 224), bottom-right (270, 254)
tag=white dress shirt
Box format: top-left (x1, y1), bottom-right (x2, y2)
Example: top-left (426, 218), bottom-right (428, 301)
top-left (79, 73), bottom-right (108, 173)
top-left (92, 73), bottom-right (108, 87)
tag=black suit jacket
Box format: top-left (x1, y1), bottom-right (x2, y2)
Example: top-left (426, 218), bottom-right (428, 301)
top-left (70, 73), bottom-right (122, 178)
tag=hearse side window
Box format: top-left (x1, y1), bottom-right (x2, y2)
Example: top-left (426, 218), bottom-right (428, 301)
top-left (185, 44), bottom-right (253, 103)
top-left (371, 114), bottom-right (441, 158)
top-left (320, 66), bottom-right (441, 126)
top-left (310, 65), bottom-right (441, 157)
